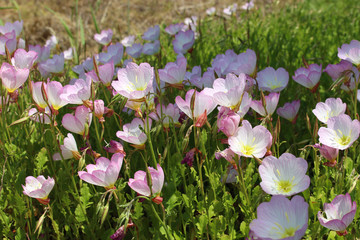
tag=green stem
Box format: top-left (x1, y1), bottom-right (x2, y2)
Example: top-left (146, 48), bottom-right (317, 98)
top-left (149, 201), bottom-right (172, 240)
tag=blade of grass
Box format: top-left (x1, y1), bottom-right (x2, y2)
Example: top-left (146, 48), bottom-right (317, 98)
top-left (91, 7), bottom-right (100, 33)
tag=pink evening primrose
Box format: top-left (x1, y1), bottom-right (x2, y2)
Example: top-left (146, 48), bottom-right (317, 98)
top-left (241, 0), bottom-right (255, 10)
top-left (165, 23), bottom-right (185, 36)
top-left (46, 81), bottom-right (69, 111)
top-left (318, 193), bottom-right (356, 236)
top-left (250, 195), bottom-right (308, 240)
top-left (276, 100), bottom-right (300, 123)
top-left (94, 29), bottom-right (113, 45)
top-left (22, 175), bottom-right (55, 205)
top-left (292, 64), bottom-right (322, 91)
top-left (257, 67), bottom-right (289, 92)
top-left (324, 60), bottom-right (359, 92)
top-left (211, 49), bottom-right (238, 77)
top-left (62, 105), bottom-right (92, 136)
top-left (53, 133), bottom-right (81, 161)
top-left (158, 55), bottom-right (187, 86)
top-left (236, 92), bottom-right (252, 119)
top-left (142, 25), bottom-right (160, 41)
top-left (207, 73), bottom-right (247, 111)
top-left (312, 98), bottom-right (346, 124)
top-left (11, 49), bottom-right (38, 69)
top-left (338, 40), bottom-right (360, 66)
top-left (0, 31), bottom-right (17, 56)
top-left (78, 153), bottom-right (124, 190)
top-left (318, 114), bottom-right (360, 150)
top-left (86, 61), bottom-right (114, 87)
top-left (63, 47), bottom-right (73, 60)
top-left (149, 103), bottom-right (181, 128)
top-left (175, 88), bottom-right (217, 127)
top-left (104, 140), bottom-right (126, 155)
top-left (217, 106), bottom-right (241, 138)
top-left (29, 44), bottom-right (51, 63)
top-left (173, 30), bottom-right (195, 54)
top-left (128, 164), bottom-right (164, 203)
top-left (231, 49), bottom-right (257, 76)
top-left (259, 153), bottom-right (310, 196)
top-left (116, 118), bottom-right (151, 149)
top-left (121, 35), bottom-right (135, 47)
top-left (112, 62), bottom-right (154, 100)
top-left (61, 78), bottom-right (91, 105)
top-left (38, 53), bottom-right (65, 77)
top-left (0, 20), bottom-right (23, 36)
top-left (313, 144), bottom-right (338, 167)
top-left (30, 81), bottom-right (47, 110)
top-left (250, 92), bottom-right (280, 117)
top-left (28, 107), bottom-right (51, 124)
top-left (142, 40), bottom-right (160, 55)
top-left (126, 43), bottom-right (143, 58)
top-left (0, 62), bottom-right (29, 93)
top-left (228, 120), bottom-right (272, 158)
top-left (98, 42), bottom-right (124, 65)
top-left (45, 35), bottom-right (58, 50)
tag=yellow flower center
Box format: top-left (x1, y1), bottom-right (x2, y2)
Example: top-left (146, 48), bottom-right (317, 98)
top-left (277, 180), bottom-right (293, 193)
top-left (240, 144), bottom-right (254, 156)
top-left (281, 227), bottom-right (297, 238)
top-left (337, 135), bottom-right (350, 146)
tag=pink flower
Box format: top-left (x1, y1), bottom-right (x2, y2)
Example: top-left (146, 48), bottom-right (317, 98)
top-left (29, 44), bottom-right (50, 63)
top-left (207, 73), bottom-right (247, 110)
top-left (142, 40), bottom-right (160, 55)
top-left (116, 118), bottom-right (151, 148)
top-left (0, 31), bottom-right (17, 55)
top-left (0, 62), bottom-right (29, 93)
top-left (104, 140), bottom-right (126, 155)
top-left (28, 107), bottom-right (51, 124)
top-left (98, 42), bottom-right (124, 65)
top-left (94, 29), bottom-right (113, 45)
top-left (241, 0), bottom-right (254, 10)
top-left (121, 35), bottom-right (135, 47)
top-left (173, 30), bottom-right (195, 54)
top-left (126, 43), bottom-right (143, 58)
top-left (62, 106), bottom-right (92, 136)
top-left (22, 175), bottom-right (55, 205)
top-left (276, 100), bottom-right (300, 123)
top-left (38, 53), bottom-right (65, 77)
top-left (86, 61), bottom-right (114, 87)
top-left (250, 92), bottom-right (280, 117)
top-left (250, 195), bottom-right (308, 239)
top-left (142, 25), bottom-right (160, 41)
top-left (112, 62), bottom-right (154, 100)
top-left (45, 36), bottom-right (58, 49)
top-left (30, 81), bottom-right (47, 109)
top-left (217, 106), bottom-right (240, 137)
top-left (215, 148), bottom-right (236, 165)
top-left (293, 64), bottom-right (322, 90)
top-left (11, 49), bottom-right (38, 69)
top-left (223, 4), bottom-right (238, 15)
top-left (63, 47), bottom-right (73, 60)
top-left (211, 49), bottom-right (238, 77)
top-left (165, 23), bottom-right (185, 35)
top-left (231, 49), bottom-right (257, 76)
top-left (175, 88), bottom-right (217, 127)
top-left (338, 40), bottom-right (360, 66)
top-left (318, 114), bottom-right (360, 150)
top-left (61, 78), bottom-right (91, 105)
top-left (150, 103), bottom-right (180, 128)
top-left (78, 153), bottom-right (124, 189)
top-left (206, 7), bottom-right (216, 15)
top-left (318, 193), bottom-right (356, 235)
top-left (128, 164), bottom-right (164, 200)
top-left (257, 67), bottom-right (289, 92)
top-left (94, 99), bottom-right (105, 122)
top-left (53, 133), bottom-right (81, 161)
top-left (259, 153), bottom-right (310, 196)
top-left (228, 120), bottom-right (272, 158)
top-left (159, 55), bottom-right (187, 85)
top-left (46, 81), bottom-right (69, 111)
top-left (324, 60), bottom-right (359, 91)
top-left (313, 144), bottom-right (338, 167)
top-left (312, 98), bottom-right (346, 124)
top-left (0, 20), bottom-right (23, 36)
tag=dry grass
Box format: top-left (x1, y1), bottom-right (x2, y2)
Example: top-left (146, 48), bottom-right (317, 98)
top-left (1, 0), bottom-right (244, 50)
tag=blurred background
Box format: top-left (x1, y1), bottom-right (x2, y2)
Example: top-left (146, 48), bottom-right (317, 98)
top-left (1, 0), bottom-right (291, 52)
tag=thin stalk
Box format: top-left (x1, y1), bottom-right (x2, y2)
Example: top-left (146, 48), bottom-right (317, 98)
top-left (149, 201), bottom-right (172, 240)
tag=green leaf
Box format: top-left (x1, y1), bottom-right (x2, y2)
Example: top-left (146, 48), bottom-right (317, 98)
top-left (35, 148), bottom-right (48, 175)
